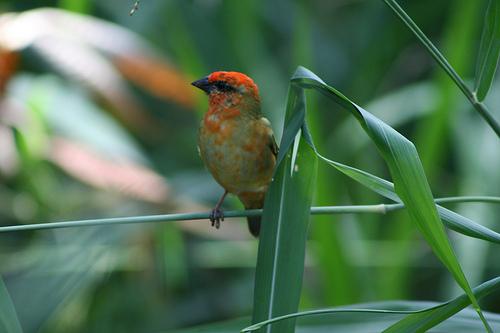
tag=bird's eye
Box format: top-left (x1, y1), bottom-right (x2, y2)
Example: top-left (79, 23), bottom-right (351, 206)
top-left (214, 81), bottom-right (237, 92)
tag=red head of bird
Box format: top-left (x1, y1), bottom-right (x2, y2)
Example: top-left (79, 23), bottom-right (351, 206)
top-left (191, 71), bottom-right (261, 116)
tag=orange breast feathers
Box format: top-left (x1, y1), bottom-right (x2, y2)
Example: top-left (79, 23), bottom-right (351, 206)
top-left (203, 91), bottom-right (245, 133)
top-left (203, 108), bottom-right (241, 133)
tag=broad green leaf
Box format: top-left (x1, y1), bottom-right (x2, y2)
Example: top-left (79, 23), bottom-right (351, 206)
top-left (252, 87), bottom-right (317, 332)
top-left (436, 206), bottom-right (500, 244)
top-left (0, 278), bottom-right (23, 333)
top-left (242, 276), bottom-right (500, 332)
top-left (291, 66), bottom-right (490, 331)
top-left (316, 154), bottom-right (500, 244)
top-left (475, 0), bottom-right (500, 101)
top-left (275, 86), bottom-right (307, 167)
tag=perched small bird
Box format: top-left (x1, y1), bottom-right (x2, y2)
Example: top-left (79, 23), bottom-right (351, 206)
top-left (192, 71), bottom-right (277, 237)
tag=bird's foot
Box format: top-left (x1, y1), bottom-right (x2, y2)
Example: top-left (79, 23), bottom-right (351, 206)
top-left (209, 208), bottom-right (224, 229)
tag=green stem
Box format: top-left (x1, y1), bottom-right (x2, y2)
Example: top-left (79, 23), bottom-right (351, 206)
top-left (0, 205), bottom-right (384, 233)
top-left (434, 196), bottom-right (500, 204)
top-left (384, 195), bottom-right (500, 212)
top-left (382, 0), bottom-right (500, 137)
top-left (0, 196), bottom-right (497, 233)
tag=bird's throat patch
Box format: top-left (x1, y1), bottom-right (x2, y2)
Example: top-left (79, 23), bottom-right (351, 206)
top-left (204, 107), bottom-right (241, 132)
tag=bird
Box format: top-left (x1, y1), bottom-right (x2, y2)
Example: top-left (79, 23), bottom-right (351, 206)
top-left (192, 71), bottom-right (277, 237)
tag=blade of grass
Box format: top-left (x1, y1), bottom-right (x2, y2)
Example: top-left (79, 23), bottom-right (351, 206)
top-left (383, 277), bottom-right (500, 332)
top-left (252, 87), bottom-right (317, 332)
top-left (475, 0), bottom-right (500, 101)
top-left (244, 309), bottom-right (426, 332)
top-left (317, 155), bottom-right (500, 244)
top-left (241, 276), bottom-right (500, 332)
top-left (173, 303), bottom-right (500, 333)
top-left (382, 0), bottom-right (500, 137)
top-left (292, 66), bottom-right (491, 331)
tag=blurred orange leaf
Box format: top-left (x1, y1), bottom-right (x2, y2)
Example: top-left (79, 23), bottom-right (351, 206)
top-left (0, 8), bottom-right (196, 135)
top-left (0, 49), bottom-right (18, 94)
top-left (48, 137), bottom-right (170, 204)
top-left (115, 55), bottom-right (195, 108)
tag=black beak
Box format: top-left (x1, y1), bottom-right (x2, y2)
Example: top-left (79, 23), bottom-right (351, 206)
top-left (191, 76), bottom-right (212, 94)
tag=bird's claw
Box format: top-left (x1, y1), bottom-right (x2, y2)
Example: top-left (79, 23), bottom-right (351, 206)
top-left (209, 208), bottom-right (224, 229)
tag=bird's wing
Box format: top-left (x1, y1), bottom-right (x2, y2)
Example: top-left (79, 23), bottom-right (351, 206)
top-left (269, 134), bottom-right (278, 157)
top-left (259, 117), bottom-right (278, 157)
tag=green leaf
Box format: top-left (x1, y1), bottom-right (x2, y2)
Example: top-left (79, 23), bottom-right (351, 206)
top-left (436, 206), bottom-right (500, 244)
top-left (242, 276), bottom-right (500, 332)
top-left (291, 66), bottom-right (491, 331)
top-left (173, 301), bottom-right (500, 333)
top-left (252, 87), bottom-right (318, 332)
top-left (317, 155), bottom-right (500, 244)
top-left (475, 0), bottom-right (500, 101)
top-left (384, 277), bottom-right (500, 332)
top-left (0, 277), bottom-right (23, 333)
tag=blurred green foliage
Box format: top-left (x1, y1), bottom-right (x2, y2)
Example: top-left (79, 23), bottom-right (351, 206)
top-left (0, 0), bottom-right (498, 332)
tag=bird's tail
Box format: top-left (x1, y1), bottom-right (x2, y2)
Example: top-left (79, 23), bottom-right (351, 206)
top-left (239, 192), bottom-right (266, 238)
top-left (247, 215), bottom-right (261, 237)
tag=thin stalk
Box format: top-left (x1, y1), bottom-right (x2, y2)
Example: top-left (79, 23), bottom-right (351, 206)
top-left (0, 196), bottom-right (497, 233)
top-left (434, 196), bottom-right (500, 205)
top-left (382, 0), bottom-right (500, 137)
top-left (0, 205), bottom-right (385, 233)
top-left (384, 196), bottom-right (500, 212)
